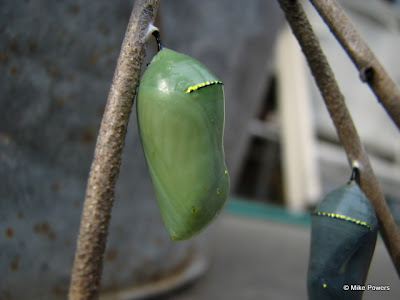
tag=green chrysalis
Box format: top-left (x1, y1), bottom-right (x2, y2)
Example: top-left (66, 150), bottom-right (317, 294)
top-left (136, 33), bottom-right (229, 241)
top-left (307, 169), bottom-right (377, 300)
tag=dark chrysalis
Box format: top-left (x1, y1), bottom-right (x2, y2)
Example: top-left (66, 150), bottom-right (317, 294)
top-left (136, 29), bottom-right (229, 241)
top-left (307, 168), bottom-right (378, 300)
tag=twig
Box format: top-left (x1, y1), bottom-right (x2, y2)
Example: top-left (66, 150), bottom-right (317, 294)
top-left (68, 1), bottom-right (159, 299)
top-left (276, 0), bottom-right (400, 276)
top-left (309, 0), bottom-right (400, 131)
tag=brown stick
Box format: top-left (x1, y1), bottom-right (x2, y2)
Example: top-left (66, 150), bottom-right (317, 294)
top-left (68, 1), bottom-right (159, 299)
top-left (309, 0), bottom-right (400, 131)
top-left (277, 0), bottom-right (400, 276)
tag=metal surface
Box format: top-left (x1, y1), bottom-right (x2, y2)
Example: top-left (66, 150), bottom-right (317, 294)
top-left (0, 1), bottom-right (206, 298)
top-left (0, 1), bottom-right (284, 298)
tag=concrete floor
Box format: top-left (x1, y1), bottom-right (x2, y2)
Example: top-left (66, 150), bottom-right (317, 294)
top-left (161, 212), bottom-right (399, 300)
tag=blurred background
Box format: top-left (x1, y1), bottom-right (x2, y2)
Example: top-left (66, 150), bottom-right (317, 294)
top-left (1, 0), bottom-right (400, 299)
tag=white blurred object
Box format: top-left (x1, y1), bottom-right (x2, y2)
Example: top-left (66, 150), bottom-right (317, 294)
top-left (276, 26), bottom-right (321, 210)
top-left (341, 0), bottom-right (400, 32)
top-left (309, 0), bottom-right (400, 195)
top-left (273, 0), bottom-right (400, 210)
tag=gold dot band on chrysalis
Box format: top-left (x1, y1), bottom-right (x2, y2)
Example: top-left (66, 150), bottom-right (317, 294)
top-left (184, 80), bottom-right (223, 93)
top-left (312, 211), bottom-right (374, 230)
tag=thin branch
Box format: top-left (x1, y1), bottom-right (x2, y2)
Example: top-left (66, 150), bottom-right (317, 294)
top-left (309, 0), bottom-right (400, 131)
top-left (277, 0), bottom-right (400, 276)
top-left (68, 1), bottom-right (159, 299)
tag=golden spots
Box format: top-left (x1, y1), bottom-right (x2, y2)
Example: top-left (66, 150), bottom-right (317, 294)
top-left (216, 188), bottom-right (221, 195)
top-left (190, 206), bottom-right (198, 214)
top-left (224, 169), bottom-right (228, 176)
top-left (184, 80), bottom-right (223, 93)
top-left (323, 283), bottom-right (327, 288)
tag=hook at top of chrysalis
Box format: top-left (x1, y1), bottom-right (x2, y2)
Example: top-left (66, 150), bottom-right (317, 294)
top-left (152, 30), bottom-right (165, 52)
top-left (350, 167), bottom-right (361, 185)
top-left (144, 24), bottom-right (165, 51)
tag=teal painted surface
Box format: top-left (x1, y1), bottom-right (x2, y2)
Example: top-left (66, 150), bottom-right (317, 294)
top-left (226, 198), bottom-right (311, 226)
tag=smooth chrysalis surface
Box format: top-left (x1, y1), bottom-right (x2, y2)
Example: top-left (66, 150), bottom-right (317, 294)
top-left (137, 48), bottom-right (229, 241)
top-left (307, 179), bottom-right (378, 300)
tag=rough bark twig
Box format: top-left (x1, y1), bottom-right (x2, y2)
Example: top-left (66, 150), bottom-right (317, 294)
top-left (277, 0), bottom-right (400, 276)
top-left (309, 0), bottom-right (400, 131)
top-left (68, 1), bottom-right (160, 299)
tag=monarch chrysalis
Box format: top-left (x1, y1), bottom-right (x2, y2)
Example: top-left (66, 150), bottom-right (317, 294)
top-left (136, 31), bottom-right (229, 241)
top-left (307, 169), bottom-right (378, 300)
